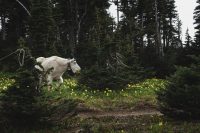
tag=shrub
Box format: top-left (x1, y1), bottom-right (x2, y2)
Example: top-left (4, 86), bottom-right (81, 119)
top-left (157, 57), bottom-right (200, 119)
top-left (78, 64), bottom-right (153, 90)
top-left (0, 55), bottom-right (78, 131)
top-left (0, 55), bottom-right (43, 128)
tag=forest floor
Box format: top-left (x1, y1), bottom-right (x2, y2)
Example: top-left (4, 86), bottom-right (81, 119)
top-left (1, 73), bottom-right (200, 132)
top-left (75, 101), bottom-right (161, 118)
top-left (77, 109), bottom-right (161, 119)
top-left (56, 101), bottom-right (200, 133)
top-left (60, 102), bottom-right (163, 133)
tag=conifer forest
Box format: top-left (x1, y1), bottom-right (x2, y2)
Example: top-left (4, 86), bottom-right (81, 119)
top-left (1, 0), bottom-right (200, 132)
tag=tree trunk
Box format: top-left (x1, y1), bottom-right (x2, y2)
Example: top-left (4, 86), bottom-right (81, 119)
top-left (75, 1), bottom-right (87, 47)
top-left (1, 14), bottom-right (6, 40)
top-left (155, 0), bottom-right (163, 57)
top-left (69, 0), bottom-right (76, 57)
top-left (140, 13), bottom-right (144, 55)
top-left (69, 27), bottom-right (75, 57)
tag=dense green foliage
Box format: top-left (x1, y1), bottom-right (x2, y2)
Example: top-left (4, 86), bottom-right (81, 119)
top-left (157, 56), bottom-right (200, 119)
top-left (78, 60), bottom-right (153, 90)
top-left (2, 74), bottom-right (200, 132)
top-left (0, 55), bottom-right (42, 127)
top-left (0, 59), bottom-right (77, 130)
top-left (1, 0), bottom-right (200, 126)
top-left (1, 73), bottom-right (166, 111)
top-left (30, 0), bottom-right (58, 56)
top-left (1, 0), bottom-right (199, 77)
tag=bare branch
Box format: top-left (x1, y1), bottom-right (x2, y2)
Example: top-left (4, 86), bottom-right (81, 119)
top-left (16, 0), bottom-right (31, 16)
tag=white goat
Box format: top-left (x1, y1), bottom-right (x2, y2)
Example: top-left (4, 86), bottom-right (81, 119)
top-left (35, 56), bottom-right (81, 88)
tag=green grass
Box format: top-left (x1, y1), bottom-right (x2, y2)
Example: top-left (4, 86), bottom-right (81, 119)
top-left (0, 72), bottom-right (15, 92)
top-left (1, 72), bottom-right (200, 133)
top-left (0, 73), bottom-right (167, 110)
top-left (76, 115), bottom-right (200, 133)
top-left (38, 78), bottom-right (167, 111)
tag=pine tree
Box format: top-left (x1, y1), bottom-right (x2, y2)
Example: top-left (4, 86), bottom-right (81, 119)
top-left (53, 0), bottom-right (110, 57)
top-left (157, 56), bottom-right (200, 119)
top-left (194, 0), bottom-right (200, 46)
top-left (184, 28), bottom-right (192, 47)
top-left (175, 16), bottom-right (183, 47)
top-left (0, 0), bottom-right (31, 69)
top-left (0, 53), bottom-right (42, 127)
top-left (29, 0), bottom-right (58, 57)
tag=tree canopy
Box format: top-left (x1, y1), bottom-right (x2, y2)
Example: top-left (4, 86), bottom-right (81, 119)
top-left (0, 0), bottom-right (199, 78)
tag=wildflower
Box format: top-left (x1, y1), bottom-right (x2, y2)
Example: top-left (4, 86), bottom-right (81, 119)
top-left (159, 122), bottom-right (163, 126)
top-left (120, 130), bottom-right (125, 133)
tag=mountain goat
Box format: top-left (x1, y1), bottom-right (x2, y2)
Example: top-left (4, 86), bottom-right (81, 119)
top-left (35, 56), bottom-right (81, 88)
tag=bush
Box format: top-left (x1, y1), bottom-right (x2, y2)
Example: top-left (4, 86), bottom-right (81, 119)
top-left (0, 55), bottom-right (78, 131)
top-left (0, 55), bottom-right (43, 128)
top-left (157, 58), bottom-right (200, 119)
top-left (78, 64), bottom-right (153, 90)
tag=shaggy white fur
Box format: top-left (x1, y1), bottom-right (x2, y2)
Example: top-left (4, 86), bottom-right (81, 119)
top-left (35, 56), bottom-right (81, 87)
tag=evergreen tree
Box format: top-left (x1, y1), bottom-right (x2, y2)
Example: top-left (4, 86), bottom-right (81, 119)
top-left (53, 0), bottom-right (110, 58)
top-left (118, 0), bottom-right (139, 54)
top-left (0, 0), bottom-right (30, 42)
top-left (7, 0), bottom-right (31, 40)
top-left (175, 16), bottom-right (183, 47)
top-left (184, 28), bottom-right (192, 47)
top-left (78, 55), bottom-right (150, 90)
top-left (166, 0), bottom-right (177, 47)
top-left (0, 0), bottom-right (11, 41)
top-left (0, 0), bottom-right (31, 71)
top-left (29, 0), bottom-right (58, 57)
top-left (0, 53), bottom-right (42, 127)
top-left (194, 0), bottom-right (200, 46)
top-left (157, 56), bottom-right (200, 119)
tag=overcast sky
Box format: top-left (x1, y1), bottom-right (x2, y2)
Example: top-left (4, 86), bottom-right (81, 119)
top-left (108, 0), bottom-right (197, 41)
top-left (176, 0), bottom-right (196, 41)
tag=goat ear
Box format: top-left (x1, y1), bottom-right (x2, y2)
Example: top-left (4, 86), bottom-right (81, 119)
top-left (69, 59), bottom-right (73, 62)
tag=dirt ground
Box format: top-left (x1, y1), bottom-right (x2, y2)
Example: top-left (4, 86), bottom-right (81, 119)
top-left (75, 102), bottom-right (161, 119)
top-left (64, 104), bottom-right (162, 133)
